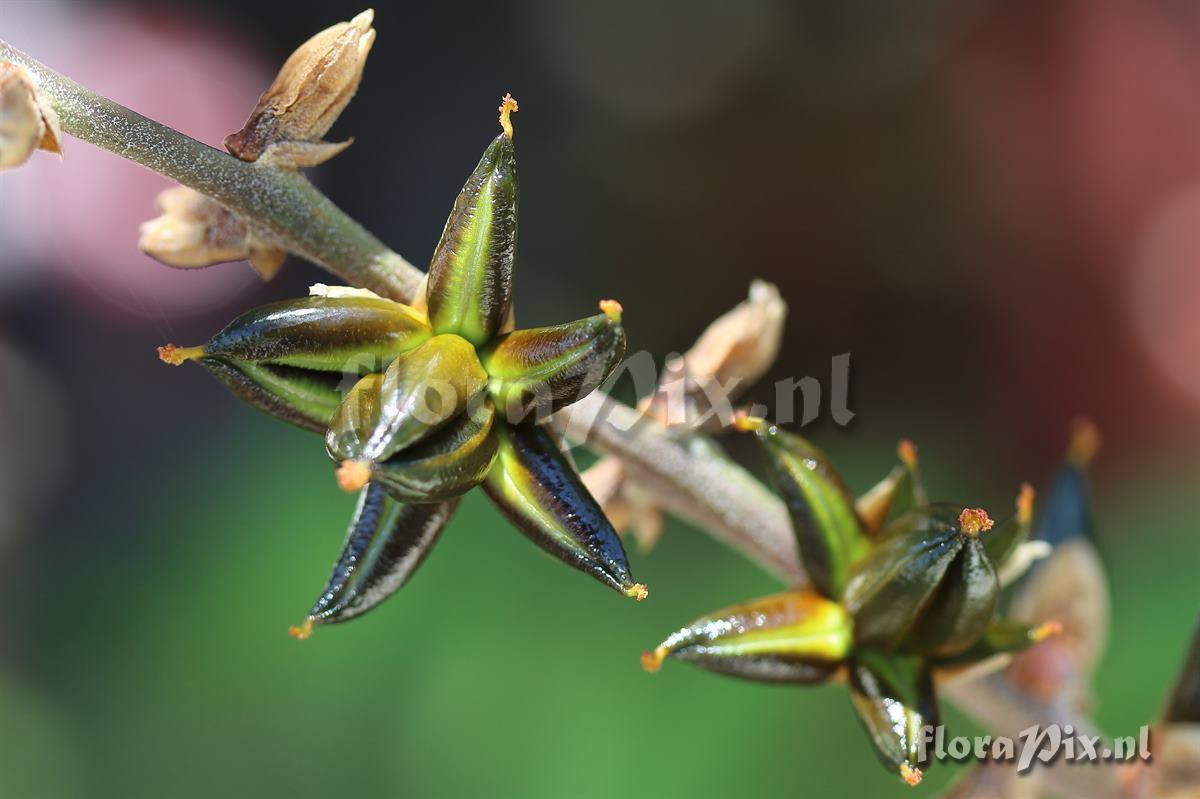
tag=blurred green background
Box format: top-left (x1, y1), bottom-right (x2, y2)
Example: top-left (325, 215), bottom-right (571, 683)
top-left (2, 1), bottom-right (1199, 797)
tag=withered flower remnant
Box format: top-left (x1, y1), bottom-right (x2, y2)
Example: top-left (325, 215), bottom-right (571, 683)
top-left (0, 60), bottom-right (61, 170)
top-left (160, 98), bottom-right (645, 636)
top-left (224, 9), bottom-right (375, 167)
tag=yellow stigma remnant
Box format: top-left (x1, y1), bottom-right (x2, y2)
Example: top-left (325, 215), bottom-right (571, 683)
top-left (157, 343), bottom-right (204, 366)
top-left (732, 410), bottom-right (767, 433)
top-left (1031, 620), bottom-right (1063, 642)
top-left (1017, 482), bottom-right (1035, 524)
top-left (336, 460), bottom-right (371, 493)
top-left (641, 647), bottom-right (668, 673)
top-left (624, 582), bottom-right (649, 601)
top-left (498, 93), bottom-right (519, 140)
top-left (599, 299), bottom-right (623, 324)
top-left (958, 507), bottom-right (994, 536)
top-left (288, 619), bottom-right (314, 641)
top-left (897, 439), bottom-right (919, 469)
top-left (1068, 418), bottom-right (1101, 467)
top-left (900, 763), bottom-right (923, 786)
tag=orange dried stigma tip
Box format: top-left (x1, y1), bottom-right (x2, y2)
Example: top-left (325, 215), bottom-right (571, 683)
top-left (288, 619), bottom-right (314, 640)
top-left (958, 507), bottom-right (994, 535)
top-left (899, 763), bottom-right (923, 786)
top-left (157, 343), bottom-right (203, 365)
top-left (498, 93), bottom-right (519, 140)
top-left (897, 439), bottom-right (918, 469)
top-left (641, 647), bottom-right (667, 673)
top-left (732, 410), bottom-right (767, 433)
top-left (624, 582), bottom-right (649, 601)
top-left (1068, 418), bottom-right (1101, 467)
top-left (1017, 483), bottom-right (1035, 524)
top-left (1031, 620), bottom-right (1063, 642)
top-left (336, 460), bottom-right (371, 493)
top-left (599, 299), bottom-right (623, 323)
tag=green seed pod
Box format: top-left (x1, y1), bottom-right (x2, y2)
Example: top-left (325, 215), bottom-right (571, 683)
top-left (481, 301), bottom-right (626, 422)
top-left (195, 357), bottom-right (343, 433)
top-left (425, 105), bottom-right (518, 347)
top-left (200, 296), bottom-right (430, 372)
top-left (848, 651), bottom-right (938, 786)
top-left (483, 422), bottom-right (646, 600)
top-left (289, 484), bottom-right (459, 638)
top-left (983, 483), bottom-right (1035, 571)
top-left (844, 504), bottom-right (1001, 653)
top-left (856, 439), bottom-right (927, 535)
top-left (932, 619), bottom-right (1062, 672)
top-left (736, 415), bottom-right (868, 601)
top-left (325, 334), bottom-right (489, 467)
top-left (371, 399), bottom-right (498, 502)
top-left (904, 533), bottom-right (999, 658)
top-left (640, 589), bottom-right (850, 683)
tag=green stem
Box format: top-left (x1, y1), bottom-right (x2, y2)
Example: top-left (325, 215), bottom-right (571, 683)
top-left (0, 39), bottom-right (423, 303)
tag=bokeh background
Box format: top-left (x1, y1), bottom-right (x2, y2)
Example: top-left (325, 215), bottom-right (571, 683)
top-left (2, 1), bottom-right (1199, 796)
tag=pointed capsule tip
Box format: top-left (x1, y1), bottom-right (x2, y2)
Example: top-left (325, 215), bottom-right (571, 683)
top-left (899, 764), bottom-right (923, 786)
top-left (641, 648), bottom-right (667, 673)
top-left (1017, 482), bottom-right (1035, 524)
top-left (336, 460), bottom-right (371, 493)
top-left (1031, 620), bottom-right (1063, 642)
top-left (958, 507), bottom-right (994, 536)
top-left (599, 299), bottom-right (623, 324)
top-left (1068, 418), bottom-right (1101, 467)
top-left (625, 582), bottom-right (649, 601)
top-left (499, 93), bottom-right (519, 140)
top-left (157, 343), bottom-right (203, 366)
top-left (287, 619), bottom-right (314, 641)
top-left (897, 438), bottom-right (918, 469)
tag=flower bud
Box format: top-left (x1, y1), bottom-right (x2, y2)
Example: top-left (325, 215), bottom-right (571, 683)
top-left (225, 10), bottom-right (375, 165)
top-left (139, 186), bottom-right (285, 278)
top-left (640, 589), bottom-right (849, 683)
top-left (290, 484), bottom-right (458, 637)
top-left (0, 61), bottom-right (61, 170)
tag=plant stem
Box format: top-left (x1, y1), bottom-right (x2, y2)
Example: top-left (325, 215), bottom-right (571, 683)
top-left (0, 39), bottom-right (424, 303)
top-left (5, 36), bottom-right (1125, 799)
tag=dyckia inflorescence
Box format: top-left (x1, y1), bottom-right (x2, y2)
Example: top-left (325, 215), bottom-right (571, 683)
top-left (159, 97), bottom-right (645, 638)
top-left (641, 413), bottom-right (1077, 786)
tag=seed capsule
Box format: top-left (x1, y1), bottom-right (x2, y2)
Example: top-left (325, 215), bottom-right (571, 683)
top-left (736, 414), bottom-right (868, 600)
top-left (200, 296), bottom-right (431, 372)
top-left (158, 296), bottom-right (431, 432)
top-left (192, 357), bottom-right (344, 433)
top-left (983, 483), bottom-right (1035, 570)
top-left (425, 106), bottom-right (518, 347)
top-left (848, 651), bottom-right (938, 786)
top-left (856, 439), bottom-right (928, 535)
top-left (325, 334), bottom-right (489, 467)
top-left (481, 301), bottom-right (626, 422)
top-left (640, 589), bottom-right (850, 683)
top-left (483, 422), bottom-right (645, 600)
top-left (842, 504), bottom-right (999, 654)
top-left (370, 400), bottom-right (498, 502)
top-left (289, 484), bottom-right (459, 636)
